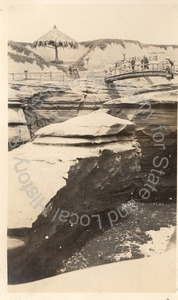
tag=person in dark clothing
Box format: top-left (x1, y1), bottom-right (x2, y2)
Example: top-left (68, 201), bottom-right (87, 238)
top-left (141, 57), bottom-right (144, 70)
top-left (68, 66), bottom-right (72, 75)
top-left (165, 58), bottom-right (174, 79)
top-left (168, 58), bottom-right (174, 68)
top-left (143, 56), bottom-right (149, 69)
top-left (131, 57), bottom-right (136, 72)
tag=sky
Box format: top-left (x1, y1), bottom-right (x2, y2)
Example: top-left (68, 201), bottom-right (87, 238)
top-left (7, 2), bottom-right (178, 45)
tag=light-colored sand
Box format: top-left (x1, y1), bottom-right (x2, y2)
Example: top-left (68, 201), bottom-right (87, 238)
top-left (139, 226), bottom-right (176, 257)
top-left (8, 247), bottom-right (176, 293)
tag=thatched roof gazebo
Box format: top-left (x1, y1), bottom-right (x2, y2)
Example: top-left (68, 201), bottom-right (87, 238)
top-left (33, 25), bottom-right (78, 62)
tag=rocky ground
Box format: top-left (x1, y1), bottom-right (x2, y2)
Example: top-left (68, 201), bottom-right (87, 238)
top-left (57, 202), bottom-right (176, 273)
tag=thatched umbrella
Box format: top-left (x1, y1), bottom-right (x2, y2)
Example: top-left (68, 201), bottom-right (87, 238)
top-left (33, 25), bottom-right (78, 62)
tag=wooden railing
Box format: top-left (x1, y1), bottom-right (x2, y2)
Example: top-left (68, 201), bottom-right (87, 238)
top-left (107, 62), bottom-right (178, 77)
top-left (114, 55), bottom-right (159, 67)
top-left (8, 71), bottom-right (66, 82)
top-left (8, 63), bottom-right (178, 82)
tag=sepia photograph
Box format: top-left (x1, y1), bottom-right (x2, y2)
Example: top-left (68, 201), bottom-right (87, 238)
top-left (1, 0), bottom-right (177, 297)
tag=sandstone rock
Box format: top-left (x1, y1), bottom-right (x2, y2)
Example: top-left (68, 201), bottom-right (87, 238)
top-left (8, 108), bottom-right (27, 124)
top-left (8, 131), bottom-right (141, 282)
top-left (8, 98), bottom-right (30, 150)
top-left (35, 110), bottom-right (135, 137)
top-left (33, 135), bottom-right (132, 146)
top-left (8, 76), bottom-right (122, 140)
top-left (103, 88), bottom-right (177, 202)
top-left (8, 136), bottom-right (140, 229)
top-left (8, 124), bottom-right (31, 151)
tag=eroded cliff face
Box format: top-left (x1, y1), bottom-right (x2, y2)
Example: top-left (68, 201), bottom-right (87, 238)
top-left (9, 77), bottom-right (178, 144)
top-left (104, 84), bottom-right (177, 202)
top-left (8, 111), bottom-right (141, 283)
top-left (8, 77), bottom-right (113, 146)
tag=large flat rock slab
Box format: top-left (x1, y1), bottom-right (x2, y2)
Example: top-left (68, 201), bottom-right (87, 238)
top-left (35, 110), bottom-right (135, 137)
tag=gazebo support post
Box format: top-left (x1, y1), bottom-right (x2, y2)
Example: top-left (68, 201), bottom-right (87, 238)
top-left (55, 45), bottom-right (58, 61)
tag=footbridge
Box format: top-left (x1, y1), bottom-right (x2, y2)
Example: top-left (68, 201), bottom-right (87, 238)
top-left (105, 62), bottom-right (176, 83)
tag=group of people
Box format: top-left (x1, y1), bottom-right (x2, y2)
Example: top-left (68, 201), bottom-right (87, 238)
top-left (106, 54), bottom-right (175, 79)
top-left (130, 56), bottom-right (174, 77)
top-left (130, 55), bottom-right (149, 72)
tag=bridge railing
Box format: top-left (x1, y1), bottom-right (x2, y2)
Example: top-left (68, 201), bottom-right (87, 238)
top-left (114, 55), bottom-right (159, 66)
top-left (107, 62), bottom-right (177, 76)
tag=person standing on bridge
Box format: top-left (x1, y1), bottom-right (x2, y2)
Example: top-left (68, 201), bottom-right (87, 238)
top-left (130, 57), bottom-right (136, 72)
top-left (141, 57), bottom-right (144, 70)
top-left (165, 58), bottom-right (174, 79)
top-left (143, 56), bottom-right (149, 69)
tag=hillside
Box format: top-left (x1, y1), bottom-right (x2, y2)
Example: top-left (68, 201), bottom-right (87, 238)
top-left (81, 38), bottom-right (178, 51)
top-left (80, 38), bottom-right (143, 50)
top-left (8, 41), bottom-right (67, 74)
top-left (9, 39), bottom-right (178, 73)
top-left (76, 39), bottom-right (178, 69)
